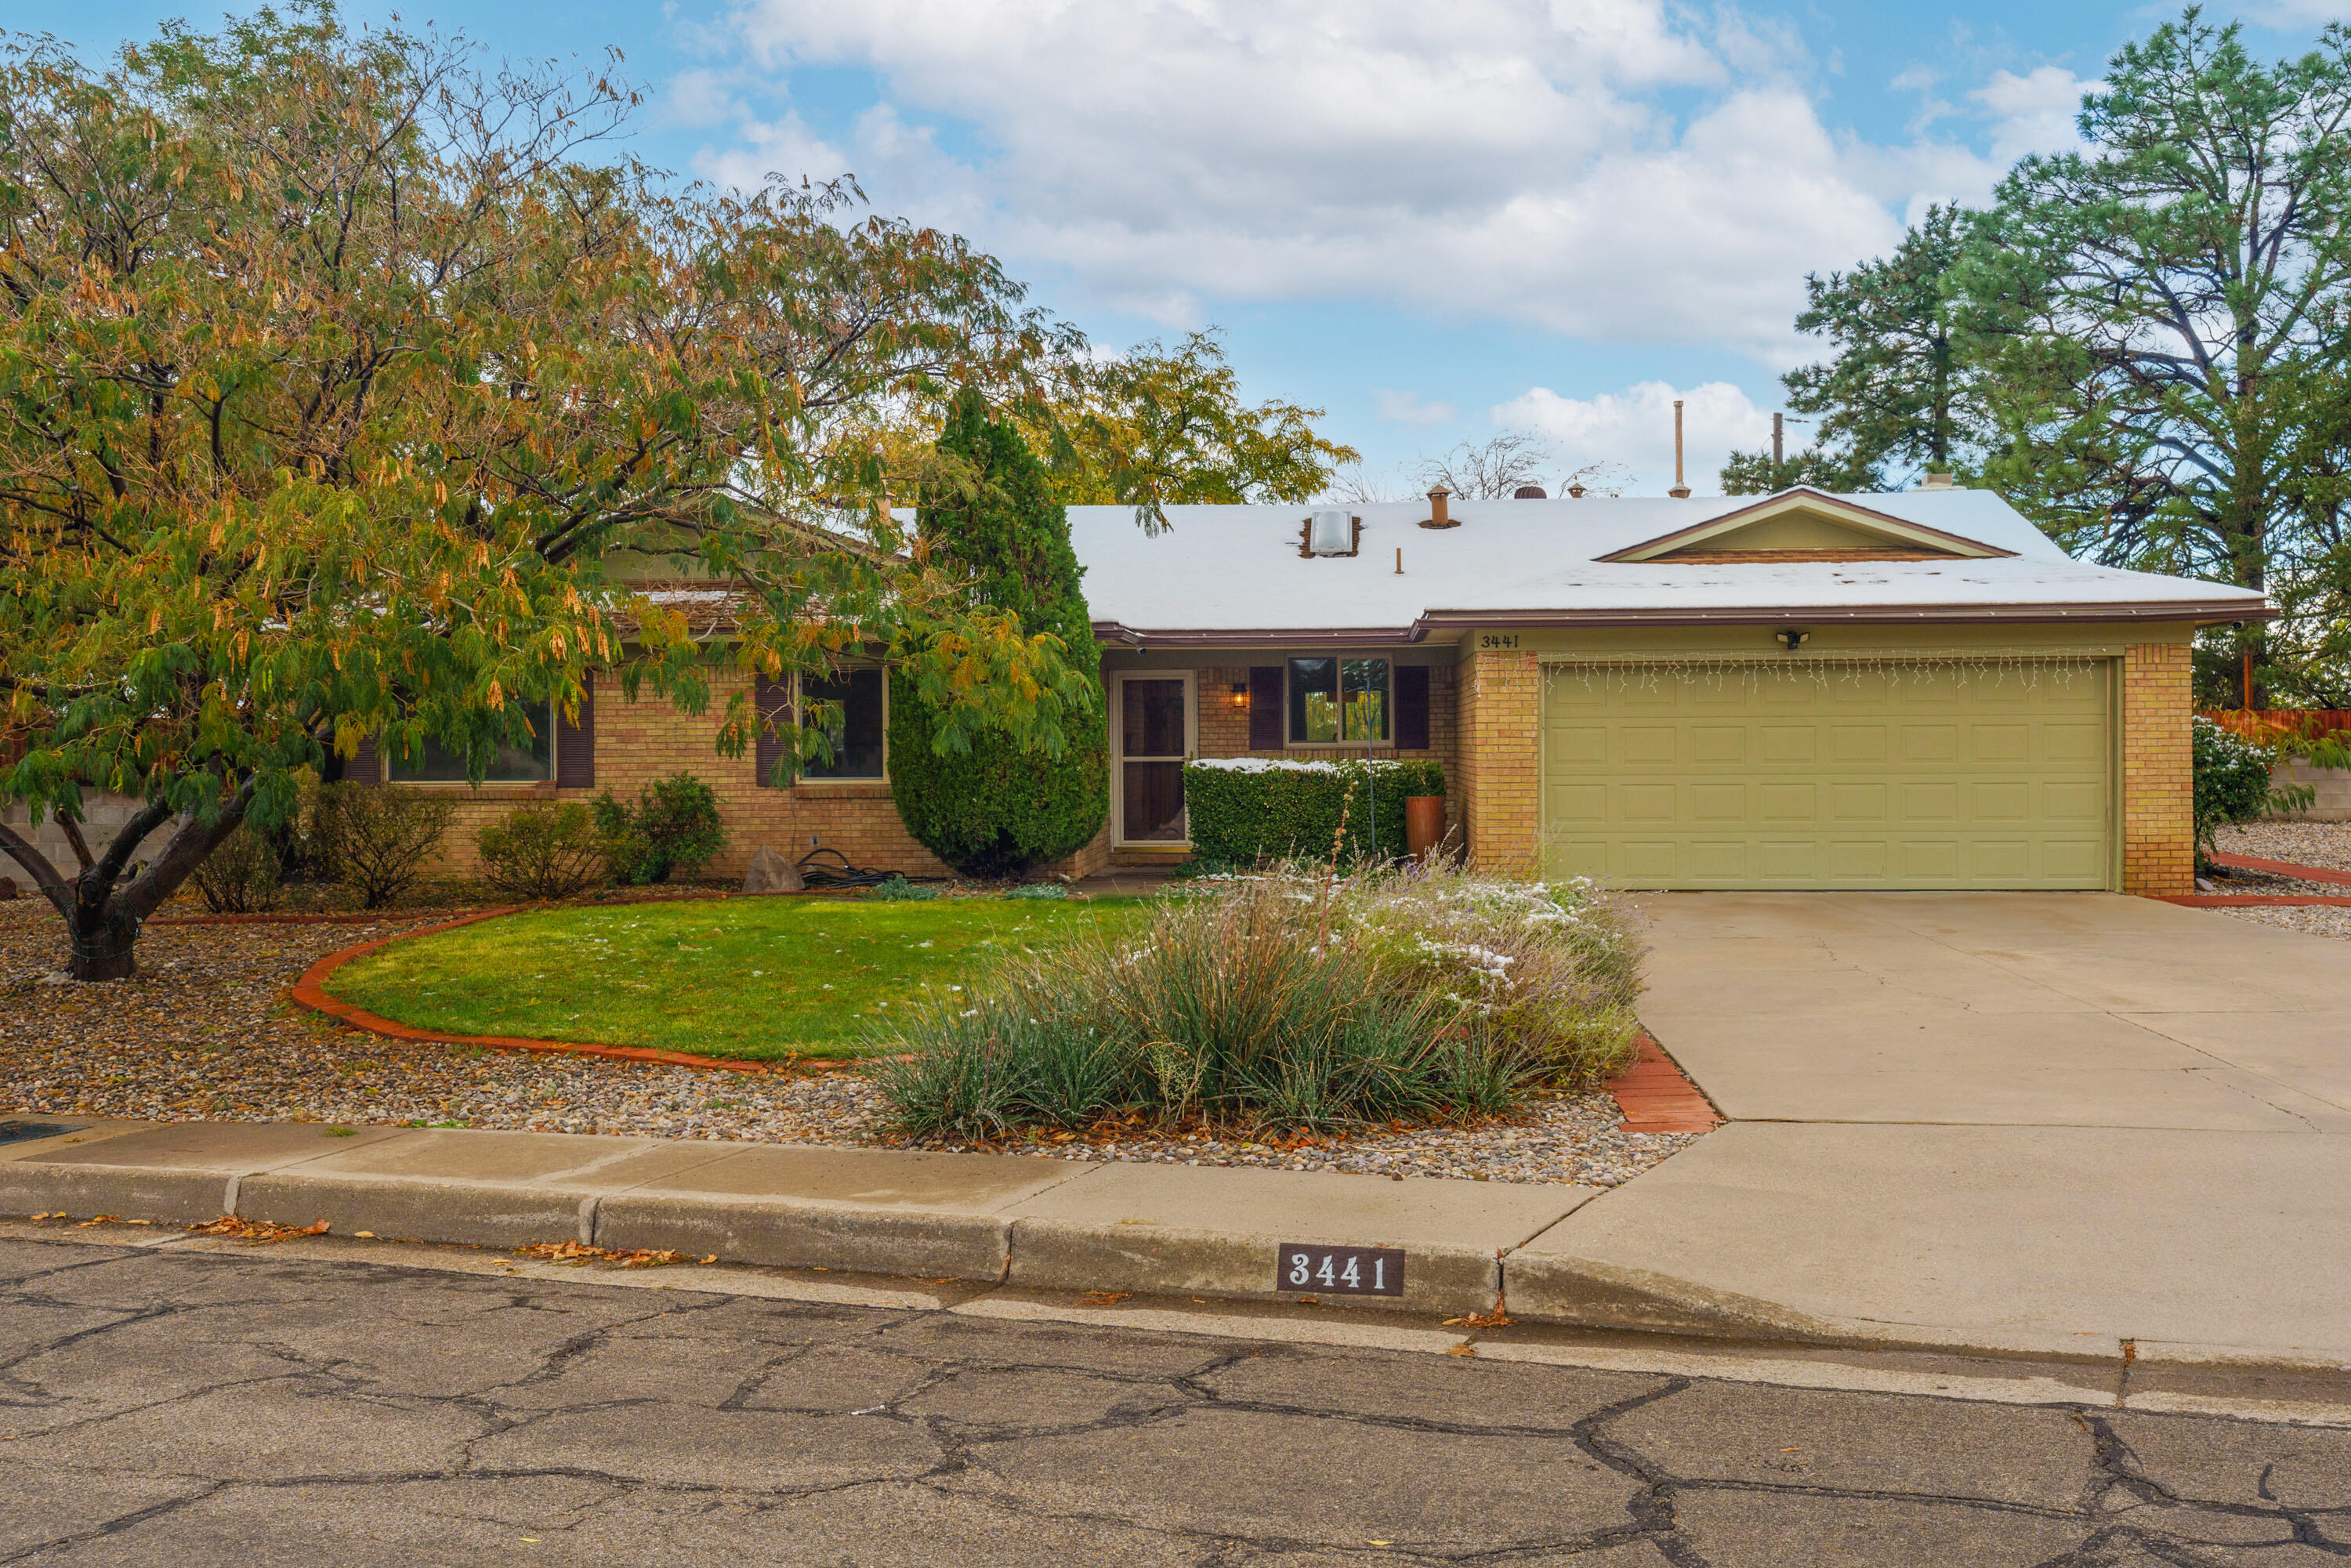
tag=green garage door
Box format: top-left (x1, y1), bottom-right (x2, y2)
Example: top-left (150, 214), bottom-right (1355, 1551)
top-left (1540, 662), bottom-right (2112, 889)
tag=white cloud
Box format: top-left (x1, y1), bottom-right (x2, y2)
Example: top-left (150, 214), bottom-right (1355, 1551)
top-left (1373, 389), bottom-right (1456, 428)
top-left (1974, 66), bottom-right (2093, 166)
top-left (688, 0), bottom-right (2099, 359)
top-left (1494, 380), bottom-right (1771, 497)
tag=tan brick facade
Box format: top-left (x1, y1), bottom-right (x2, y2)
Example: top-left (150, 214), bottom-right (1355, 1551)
top-left (1457, 650), bottom-right (1540, 876)
top-left (2121, 641), bottom-right (2194, 896)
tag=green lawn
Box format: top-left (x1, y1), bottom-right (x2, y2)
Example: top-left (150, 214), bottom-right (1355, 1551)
top-left (324, 895), bottom-right (1148, 1060)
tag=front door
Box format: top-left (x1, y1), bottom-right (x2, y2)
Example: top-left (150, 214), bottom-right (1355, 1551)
top-left (1115, 674), bottom-right (1193, 845)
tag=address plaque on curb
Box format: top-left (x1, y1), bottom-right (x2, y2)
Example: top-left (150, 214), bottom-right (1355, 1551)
top-left (1277, 1243), bottom-right (1404, 1298)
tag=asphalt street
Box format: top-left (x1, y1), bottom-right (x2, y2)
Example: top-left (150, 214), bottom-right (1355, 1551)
top-left (1, 1231), bottom-right (2346, 1566)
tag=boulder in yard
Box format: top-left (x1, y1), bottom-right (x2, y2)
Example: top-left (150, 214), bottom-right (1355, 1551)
top-left (742, 846), bottom-right (802, 894)
top-left (0, 875), bottom-right (17, 901)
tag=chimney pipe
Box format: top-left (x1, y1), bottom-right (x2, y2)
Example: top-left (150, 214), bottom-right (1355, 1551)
top-left (1420, 487), bottom-right (1458, 529)
top-left (1669, 400), bottom-right (1691, 498)
top-left (1772, 411), bottom-right (1784, 467)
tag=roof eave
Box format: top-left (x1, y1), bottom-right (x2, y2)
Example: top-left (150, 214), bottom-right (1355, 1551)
top-left (1092, 598), bottom-right (2273, 648)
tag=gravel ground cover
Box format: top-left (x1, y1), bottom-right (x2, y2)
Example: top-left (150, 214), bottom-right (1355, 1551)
top-left (2204, 821), bottom-right (2351, 940)
top-left (0, 900), bottom-right (1693, 1187)
top-left (2212, 820), bottom-right (2351, 872)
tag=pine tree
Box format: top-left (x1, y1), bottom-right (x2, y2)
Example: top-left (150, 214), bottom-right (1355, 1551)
top-left (889, 390), bottom-right (1109, 877)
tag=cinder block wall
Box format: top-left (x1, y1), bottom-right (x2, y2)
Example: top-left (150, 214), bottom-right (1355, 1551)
top-left (2122, 642), bottom-right (2194, 896)
top-left (2269, 757), bottom-right (2351, 822)
top-left (1459, 650), bottom-right (1540, 877)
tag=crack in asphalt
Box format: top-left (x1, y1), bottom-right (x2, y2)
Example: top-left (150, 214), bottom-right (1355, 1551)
top-left (0, 1238), bottom-right (2346, 1566)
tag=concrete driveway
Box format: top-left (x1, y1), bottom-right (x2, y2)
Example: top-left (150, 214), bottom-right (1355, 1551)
top-left (1532, 894), bottom-right (2351, 1364)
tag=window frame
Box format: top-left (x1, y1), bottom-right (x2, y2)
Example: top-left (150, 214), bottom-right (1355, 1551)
top-left (1284, 656), bottom-right (1393, 748)
top-left (794, 663), bottom-right (889, 784)
top-left (384, 701), bottom-right (558, 785)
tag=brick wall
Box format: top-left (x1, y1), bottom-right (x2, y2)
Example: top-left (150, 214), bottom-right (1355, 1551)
top-left (2122, 642), bottom-right (2194, 896)
top-left (1459, 650), bottom-right (1540, 877)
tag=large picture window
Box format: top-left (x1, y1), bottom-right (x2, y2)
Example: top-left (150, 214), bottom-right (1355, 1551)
top-left (387, 704), bottom-right (554, 783)
top-left (801, 666), bottom-right (886, 780)
top-left (1288, 657), bottom-right (1389, 744)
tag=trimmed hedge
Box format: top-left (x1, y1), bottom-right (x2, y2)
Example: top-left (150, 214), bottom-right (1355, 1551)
top-left (1184, 758), bottom-right (1444, 866)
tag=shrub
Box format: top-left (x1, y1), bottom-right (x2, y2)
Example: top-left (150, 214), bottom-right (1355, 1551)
top-left (594, 773), bottom-right (725, 885)
top-left (313, 782), bottom-right (457, 909)
top-left (190, 825), bottom-right (284, 914)
top-left (888, 388), bottom-right (1108, 878)
top-left (2192, 717), bottom-right (2293, 855)
top-left (871, 864), bottom-right (1636, 1141)
top-left (1183, 757), bottom-right (1444, 867)
top-left (476, 802), bottom-right (609, 900)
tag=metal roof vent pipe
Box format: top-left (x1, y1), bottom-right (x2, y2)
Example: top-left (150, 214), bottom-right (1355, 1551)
top-left (1420, 487), bottom-right (1459, 529)
top-left (1668, 399), bottom-right (1692, 498)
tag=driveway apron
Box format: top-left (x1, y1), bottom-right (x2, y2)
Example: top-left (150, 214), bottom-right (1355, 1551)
top-left (1535, 893), bottom-right (2351, 1363)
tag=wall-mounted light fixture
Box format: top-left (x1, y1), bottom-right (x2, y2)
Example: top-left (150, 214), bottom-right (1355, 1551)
top-left (1230, 681), bottom-right (1250, 710)
top-left (1774, 628), bottom-right (1810, 651)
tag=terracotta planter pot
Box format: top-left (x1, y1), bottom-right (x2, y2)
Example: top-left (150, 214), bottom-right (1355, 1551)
top-left (1404, 795), bottom-right (1446, 863)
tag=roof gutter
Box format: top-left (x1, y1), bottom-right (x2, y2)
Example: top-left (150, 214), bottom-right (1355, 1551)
top-left (1093, 598), bottom-right (2273, 649)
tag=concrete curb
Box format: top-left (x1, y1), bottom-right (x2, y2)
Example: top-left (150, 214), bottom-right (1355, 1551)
top-left (4, 1116), bottom-right (2342, 1375)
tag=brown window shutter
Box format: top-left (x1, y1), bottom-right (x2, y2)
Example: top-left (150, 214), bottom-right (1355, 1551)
top-left (754, 675), bottom-right (793, 787)
top-left (344, 733), bottom-right (381, 788)
top-left (1248, 666), bottom-right (1284, 749)
top-left (555, 674), bottom-right (596, 788)
top-left (1394, 664), bottom-right (1431, 751)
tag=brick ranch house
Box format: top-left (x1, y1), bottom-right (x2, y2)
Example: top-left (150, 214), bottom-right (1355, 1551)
top-left (325, 483), bottom-right (2263, 898)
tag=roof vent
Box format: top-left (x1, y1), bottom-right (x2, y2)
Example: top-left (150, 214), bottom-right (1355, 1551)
top-left (1514, 485), bottom-right (1547, 499)
top-left (1921, 473), bottom-right (1954, 490)
top-left (1300, 508), bottom-right (1361, 557)
top-left (1419, 487), bottom-right (1459, 530)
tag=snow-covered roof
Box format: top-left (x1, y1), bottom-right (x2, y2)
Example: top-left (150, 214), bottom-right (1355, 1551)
top-left (1066, 488), bottom-right (2266, 644)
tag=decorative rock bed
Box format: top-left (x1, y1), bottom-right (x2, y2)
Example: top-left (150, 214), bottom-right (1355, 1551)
top-left (0, 900), bottom-right (1700, 1188)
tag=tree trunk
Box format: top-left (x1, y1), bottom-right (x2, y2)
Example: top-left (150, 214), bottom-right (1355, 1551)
top-left (66, 894), bottom-right (141, 982)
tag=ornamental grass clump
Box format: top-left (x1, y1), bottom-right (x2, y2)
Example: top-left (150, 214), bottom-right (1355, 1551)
top-left (871, 867), bottom-right (1643, 1143)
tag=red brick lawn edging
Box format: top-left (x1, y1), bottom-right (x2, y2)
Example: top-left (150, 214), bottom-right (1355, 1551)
top-left (1609, 1033), bottom-right (1722, 1135)
top-left (2208, 851), bottom-right (2351, 887)
top-left (2158, 894), bottom-right (2351, 907)
top-left (290, 907), bottom-right (782, 1076)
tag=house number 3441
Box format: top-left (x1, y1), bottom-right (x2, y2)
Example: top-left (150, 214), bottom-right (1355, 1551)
top-left (1478, 633), bottom-right (1521, 649)
top-left (1277, 1244), bottom-right (1406, 1297)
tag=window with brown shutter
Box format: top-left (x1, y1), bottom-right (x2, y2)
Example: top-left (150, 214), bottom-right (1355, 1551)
top-left (1248, 666), bottom-right (1283, 749)
top-left (1394, 664), bottom-right (1430, 751)
top-left (753, 675), bottom-right (793, 787)
top-left (555, 675), bottom-right (595, 788)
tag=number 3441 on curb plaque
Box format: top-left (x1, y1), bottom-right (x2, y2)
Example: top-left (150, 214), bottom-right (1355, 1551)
top-left (1278, 1244), bottom-right (1404, 1298)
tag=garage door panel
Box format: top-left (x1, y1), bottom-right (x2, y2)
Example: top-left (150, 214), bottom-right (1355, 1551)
top-left (1690, 784), bottom-right (1747, 821)
top-left (1899, 782), bottom-right (1959, 822)
top-left (1539, 661), bottom-right (2111, 889)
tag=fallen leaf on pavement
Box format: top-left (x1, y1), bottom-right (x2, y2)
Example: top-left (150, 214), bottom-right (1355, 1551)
top-left (187, 1215), bottom-right (330, 1244)
top-left (1081, 1291), bottom-right (1133, 1305)
top-left (514, 1240), bottom-right (690, 1268)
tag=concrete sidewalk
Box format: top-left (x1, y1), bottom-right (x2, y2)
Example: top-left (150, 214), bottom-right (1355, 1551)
top-left (0, 1119), bottom-right (1589, 1322)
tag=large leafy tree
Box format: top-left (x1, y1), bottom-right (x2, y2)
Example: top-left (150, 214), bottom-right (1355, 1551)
top-left (0, 9), bottom-right (1089, 977)
top-left (1722, 205), bottom-right (1983, 494)
top-left (1025, 330), bottom-right (1358, 527)
top-left (889, 389), bottom-right (1107, 878)
top-left (1956, 10), bottom-right (2351, 701)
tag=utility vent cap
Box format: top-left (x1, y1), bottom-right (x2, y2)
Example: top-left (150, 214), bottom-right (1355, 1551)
top-left (1514, 485), bottom-right (1547, 499)
top-left (1305, 508), bottom-right (1360, 556)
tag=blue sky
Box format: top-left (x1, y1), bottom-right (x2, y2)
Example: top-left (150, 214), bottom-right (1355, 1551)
top-left (52, 0), bottom-right (2351, 493)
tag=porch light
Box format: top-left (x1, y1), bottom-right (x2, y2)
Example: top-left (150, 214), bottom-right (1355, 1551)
top-left (1230, 682), bottom-right (1250, 710)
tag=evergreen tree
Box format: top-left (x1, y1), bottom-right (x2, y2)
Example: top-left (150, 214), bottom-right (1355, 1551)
top-left (1721, 205), bottom-right (1984, 494)
top-left (889, 390), bottom-right (1109, 877)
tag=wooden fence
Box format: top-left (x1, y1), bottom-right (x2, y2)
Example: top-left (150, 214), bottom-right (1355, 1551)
top-left (2196, 709), bottom-right (2351, 742)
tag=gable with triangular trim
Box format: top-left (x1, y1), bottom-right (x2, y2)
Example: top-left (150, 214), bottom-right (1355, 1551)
top-left (1596, 488), bottom-right (2016, 563)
